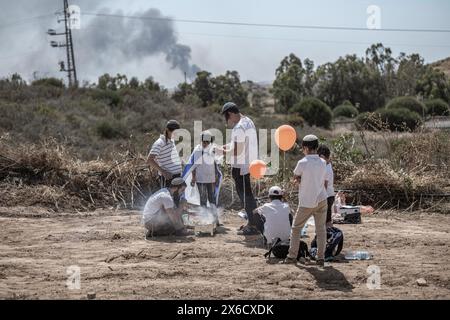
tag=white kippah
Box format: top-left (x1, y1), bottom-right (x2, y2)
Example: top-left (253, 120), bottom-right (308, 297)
top-left (303, 134), bottom-right (318, 142)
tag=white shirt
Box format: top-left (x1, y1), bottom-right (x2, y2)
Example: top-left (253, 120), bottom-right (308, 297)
top-left (142, 188), bottom-right (174, 224)
top-left (258, 200), bottom-right (291, 244)
top-left (325, 163), bottom-right (335, 197)
top-left (230, 116), bottom-right (258, 175)
top-left (191, 144), bottom-right (217, 184)
top-left (149, 135), bottom-right (182, 175)
top-left (293, 154), bottom-right (327, 208)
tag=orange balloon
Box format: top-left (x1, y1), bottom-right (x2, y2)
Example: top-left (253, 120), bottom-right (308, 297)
top-left (249, 160), bottom-right (267, 179)
top-left (275, 125), bottom-right (297, 151)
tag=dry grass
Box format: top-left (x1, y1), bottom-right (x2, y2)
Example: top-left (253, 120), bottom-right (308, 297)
top-left (0, 135), bottom-right (159, 211)
top-left (0, 128), bottom-right (449, 212)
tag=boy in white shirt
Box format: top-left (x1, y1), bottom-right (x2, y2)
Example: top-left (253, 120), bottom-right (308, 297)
top-left (318, 144), bottom-right (335, 228)
top-left (254, 186), bottom-right (292, 247)
top-left (191, 131), bottom-right (218, 208)
top-left (284, 135), bottom-right (328, 267)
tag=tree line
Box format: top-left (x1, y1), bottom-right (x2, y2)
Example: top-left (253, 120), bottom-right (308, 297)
top-left (2, 43), bottom-right (449, 131)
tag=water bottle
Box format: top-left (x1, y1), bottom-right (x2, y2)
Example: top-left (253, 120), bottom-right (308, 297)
top-left (345, 251), bottom-right (373, 260)
top-left (300, 224), bottom-right (308, 237)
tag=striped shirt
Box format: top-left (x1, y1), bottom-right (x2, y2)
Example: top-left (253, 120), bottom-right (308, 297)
top-left (149, 135), bottom-right (182, 175)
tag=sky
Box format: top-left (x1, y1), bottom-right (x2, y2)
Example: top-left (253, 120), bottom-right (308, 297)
top-left (0, 0), bottom-right (449, 88)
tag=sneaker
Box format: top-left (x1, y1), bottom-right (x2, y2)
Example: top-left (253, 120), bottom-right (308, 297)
top-left (175, 229), bottom-right (193, 237)
top-left (316, 259), bottom-right (325, 267)
top-left (281, 257), bottom-right (297, 264)
top-left (237, 226), bottom-right (259, 236)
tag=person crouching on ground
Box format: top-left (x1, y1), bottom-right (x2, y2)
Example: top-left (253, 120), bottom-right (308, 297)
top-left (254, 186), bottom-right (292, 248)
top-left (190, 130), bottom-right (220, 225)
top-left (284, 135), bottom-right (328, 267)
top-left (142, 178), bottom-right (190, 238)
top-left (147, 120), bottom-right (183, 189)
top-left (318, 144), bottom-right (335, 228)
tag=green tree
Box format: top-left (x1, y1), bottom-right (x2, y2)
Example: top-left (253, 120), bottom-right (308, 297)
top-left (193, 71), bottom-right (214, 107)
top-left (315, 54), bottom-right (386, 111)
top-left (395, 53), bottom-right (426, 97)
top-left (172, 82), bottom-right (194, 103)
top-left (425, 98), bottom-right (450, 116)
top-left (211, 70), bottom-right (248, 108)
top-left (272, 53), bottom-right (308, 113)
top-left (128, 77), bottom-right (140, 89)
top-left (416, 67), bottom-right (450, 103)
top-left (143, 76), bottom-right (161, 92)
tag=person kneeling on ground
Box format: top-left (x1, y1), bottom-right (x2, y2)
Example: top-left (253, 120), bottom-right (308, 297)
top-left (254, 186), bottom-right (292, 247)
top-left (284, 135), bottom-right (328, 267)
top-left (142, 178), bottom-right (190, 238)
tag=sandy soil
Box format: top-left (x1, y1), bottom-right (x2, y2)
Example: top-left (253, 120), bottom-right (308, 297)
top-left (0, 206), bottom-right (449, 300)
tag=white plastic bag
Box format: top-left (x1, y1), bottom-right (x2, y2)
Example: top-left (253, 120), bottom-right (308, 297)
top-left (184, 174), bottom-right (201, 206)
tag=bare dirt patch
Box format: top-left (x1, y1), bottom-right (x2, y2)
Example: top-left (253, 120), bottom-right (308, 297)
top-left (0, 207), bottom-right (449, 300)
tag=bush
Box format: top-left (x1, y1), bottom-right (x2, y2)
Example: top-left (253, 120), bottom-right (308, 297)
top-left (356, 108), bottom-right (422, 131)
top-left (379, 108), bottom-right (422, 131)
top-left (31, 78), bottom-right (65, 88)
top-left (95, 120), bottom-right (127, 139)
top-left (333, 103), bottom-right (359, 118)
top-left (425, 98), bottom-right (450, 116)
top-left (90, 89), bottom-right (122, 107)
top-left (290, 97), bottom-right (333, 129)
top-left (386, 96), bottom-right (427, 116)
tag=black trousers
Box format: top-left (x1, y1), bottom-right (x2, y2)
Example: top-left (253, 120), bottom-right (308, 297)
top-left (159, 173), bottom-right (181, 206)
top-left (159, 173), bottom-right (181, 188)
top-left (232, 167), bottom-right (263, 232)
top-left (327, 196), bottom-right (335, 223)
top-left (197, 183), bottom-right (216, 207)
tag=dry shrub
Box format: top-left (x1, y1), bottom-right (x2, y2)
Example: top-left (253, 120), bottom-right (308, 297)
top-left (339, 159), bottom-right (446, 208)
top-left (0, 136), bottom-right (159, 212)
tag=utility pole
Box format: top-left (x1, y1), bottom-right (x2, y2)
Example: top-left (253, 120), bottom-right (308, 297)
top-left (48, 0), bottom-right (78, 87)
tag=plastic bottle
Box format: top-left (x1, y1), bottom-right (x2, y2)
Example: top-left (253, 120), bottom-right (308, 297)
top-left (300, 224), bottom-right (308, 237)
top-left (345, 251), bottom-right (373, 260)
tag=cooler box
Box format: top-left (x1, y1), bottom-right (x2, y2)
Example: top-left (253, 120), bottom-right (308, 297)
top-left (338, 206), bottom-right (361, 224)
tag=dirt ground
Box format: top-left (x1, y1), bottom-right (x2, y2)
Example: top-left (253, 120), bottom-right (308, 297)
top-left (0, 206), bottom-right (449, 300)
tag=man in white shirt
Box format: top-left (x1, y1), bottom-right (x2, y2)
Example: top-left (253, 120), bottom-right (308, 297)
top-left (142, 178), bottom-right (189, 238)
top-left (219, 102), bottom-right (262, 236)
top-left (254, 186), bottom-right (292, 246)
top-left (284, 135), bottom-right (328, 267)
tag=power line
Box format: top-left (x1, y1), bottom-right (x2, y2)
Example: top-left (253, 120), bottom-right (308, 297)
top-left (177, 31), bottom-right (450, 48)
top-left (0, 14), bottom-right (54, 29)
top-left (82, 12), bottom-right (450, 34)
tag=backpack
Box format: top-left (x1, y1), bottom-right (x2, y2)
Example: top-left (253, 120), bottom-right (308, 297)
top-left (310, 227), bottom-right (344, 260)
top-left (264, 238), bottom-right (311, 260)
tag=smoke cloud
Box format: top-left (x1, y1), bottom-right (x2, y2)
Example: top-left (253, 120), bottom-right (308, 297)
top-left (0, 1), bottom-right (201, 84)
top-left (78, 8), bottom-right (201, 79)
